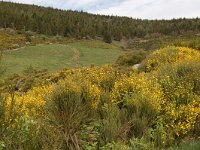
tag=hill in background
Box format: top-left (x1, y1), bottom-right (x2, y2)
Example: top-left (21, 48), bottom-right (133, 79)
top-left (1, 1), bottom-right (200, 41)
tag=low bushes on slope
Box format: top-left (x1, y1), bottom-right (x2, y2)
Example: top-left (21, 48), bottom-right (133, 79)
top-left (139, 46), bottom-right (200, 72)
top-left (115, 51), bottom-right (146, 66)
top-left (1, 47), bottom-right (200, 149)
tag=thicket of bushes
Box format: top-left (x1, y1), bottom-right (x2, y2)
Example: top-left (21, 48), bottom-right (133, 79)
top-left (0, 29), bottom-right (26, 50)
top-left (0, 46), bottom-right (200, 149)
top-left (172, 37), bottom-right (200, 50)
top-left (115, 51), bottom-right (146, 66)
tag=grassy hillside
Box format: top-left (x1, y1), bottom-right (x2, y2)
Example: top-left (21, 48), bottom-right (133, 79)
top-left (68, 40), bottom-right (122, 66)
top-left (2, 40), bottom-right (122, 76)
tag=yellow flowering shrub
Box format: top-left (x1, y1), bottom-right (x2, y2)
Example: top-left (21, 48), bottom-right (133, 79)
top-left (45, 78), bottom-right (101, 149)
top-left (6, 77), bottom-right (101, 119)
top-left (80, 80), bottom-right (101, 108)
top-left (157, 60), bottom-right (200, 137)
top-left (0, 30), bottom-right (26, 50)
top-left (3, 47), bottom-right (200, 147)
top-left (112, 72), bottom-right (164, 114)
top-left (136, 46), bottom-right (200, 138)
top-left (84, 66), bottom-right (120, 90)
top-left (6, 84), bottom-right (53, 118)
top-left (164, 99), bottom-right (200, 137)
top-left (51, 65), bottom-right (121, 91)
top-left (140, 46), bottom-right (200, 72)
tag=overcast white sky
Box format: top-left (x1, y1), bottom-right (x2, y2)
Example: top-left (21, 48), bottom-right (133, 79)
top-left (4, 0), bottom-right (200, 19)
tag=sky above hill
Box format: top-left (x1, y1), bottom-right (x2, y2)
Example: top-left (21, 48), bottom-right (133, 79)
top-left (5, 0), bottom-right (200, 19)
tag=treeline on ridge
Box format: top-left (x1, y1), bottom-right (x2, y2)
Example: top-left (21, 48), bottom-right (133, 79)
top-left (1, 1), bottom-right (200, 41)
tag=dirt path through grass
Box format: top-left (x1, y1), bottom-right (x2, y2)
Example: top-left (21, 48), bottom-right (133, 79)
top-left (5, 46), bottom-right (26, 52)
top-left (71, 48), bottom-right (80, 67)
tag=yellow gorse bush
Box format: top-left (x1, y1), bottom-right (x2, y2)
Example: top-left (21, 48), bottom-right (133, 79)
top-left (6, 79), bottom-right (101, 118)
top-left (4, 47), bottom-right (200, 141)
top-left (6, 84), bottom-right (53, 118)
top-left (144, 46), bottom-right (200, 72)
top-left (164, 99), bottom-right (200, 136)
top-left (156, 60), bottom-right (200, 137)
top-left (0, 30), bottom-right (26, 50)
top-left (5, 66), bottom-right (110, 118)
top-left (112, 72), bottom-right (164, 113)
top-left (51, 65), bottom-right (120, 90)
top-left (80, 80), bottom-right (101, 108)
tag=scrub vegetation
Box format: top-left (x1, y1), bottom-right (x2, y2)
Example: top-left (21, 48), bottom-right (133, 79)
top-left (0, 1), bottom-right (200, 150)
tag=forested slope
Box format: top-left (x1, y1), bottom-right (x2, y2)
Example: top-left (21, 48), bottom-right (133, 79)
top-left (1, 1), bottom-right (200, 40)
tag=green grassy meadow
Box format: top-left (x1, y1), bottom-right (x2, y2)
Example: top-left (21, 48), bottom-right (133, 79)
top-left (2, 40), bottom-right (122, 76)
top-left (68, 40), bottom-right (122, 66)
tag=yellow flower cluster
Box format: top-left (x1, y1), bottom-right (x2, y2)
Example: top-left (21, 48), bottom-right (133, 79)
top-left (51, 65), bottom-right (121, 91)
top-left (79, 80), bottom-right (101, 108)
top-left (0, 31), bottom-right (26, 50)
top-left (49, 66), bottom-right (120, 109)
top-left (164, 100), bottom-right (200, 136)
top-left (112, 73), bottom-right (164, 113)
top-left (148, 47), bottom-right (200, 137)
top-left (145, 46), bottom-right (200, 72)
top-left (5, 66), bottom-right (116, 118)
top-left (6, 84), bottom-right (53, 118)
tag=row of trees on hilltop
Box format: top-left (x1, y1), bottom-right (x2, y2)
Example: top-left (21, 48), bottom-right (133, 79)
top-left (1, 1), bottom-right (200, 42)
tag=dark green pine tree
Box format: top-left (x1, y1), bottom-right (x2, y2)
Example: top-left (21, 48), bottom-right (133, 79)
top-left (64, 25), bottom-right (71, 37)
top-left (103, 29), bottom-right (112, 44)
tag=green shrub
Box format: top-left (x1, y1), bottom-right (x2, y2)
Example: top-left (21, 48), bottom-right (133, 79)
top-left (130, 137), bottom-right (155, 150)
top-left (173, 38), bottom-right (200, 51)
top-left (45, 79), bottom-right (94, 149)
top-left (115, 51), bottom-right (146, 66)
top-left (172, 140), bottom-right (200, 150)
top-left (103, 30), bottom-right (112, 44)
top-left (2, 67), bottom-right (50, 93)
top-left (98, 93), bottom-right (124, 145)
top-left (176, 61), bottom-right (200, 95)
top-left (101, 141), bottom-right (130, 150)
top-left (124, 93), bottom-right (159, 139)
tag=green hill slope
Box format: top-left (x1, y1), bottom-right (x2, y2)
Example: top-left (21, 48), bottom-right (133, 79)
top-left (2, 41), bottom-right (122, 76)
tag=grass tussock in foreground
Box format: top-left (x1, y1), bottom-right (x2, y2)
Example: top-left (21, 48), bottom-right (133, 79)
top-left (0, 46), bottom-right (200, 149)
